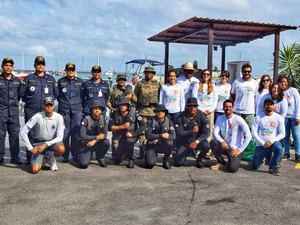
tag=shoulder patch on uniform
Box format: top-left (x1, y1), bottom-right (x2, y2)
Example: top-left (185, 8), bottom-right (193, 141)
top-left (137, 116), bottom-right (142, 121)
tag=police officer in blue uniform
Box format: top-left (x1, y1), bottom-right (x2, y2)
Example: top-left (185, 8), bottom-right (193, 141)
top-left (22, 56), bottom-right (58, 164)
top-left (0, 58), bottom-right (23, 164)
top-left (82, 65), bottom-right (110, 116)
top-left (57, 62), bottom-right (84, 162)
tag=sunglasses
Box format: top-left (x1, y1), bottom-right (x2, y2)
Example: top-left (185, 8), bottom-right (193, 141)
top-left (243, 71), bottom-right (251, 74)
top-left (221, 75), bottom-right (229, 78)
top-left (262, 79), bottom-right (270, 82)
top-left (36, 63), bottom-right (45, 66)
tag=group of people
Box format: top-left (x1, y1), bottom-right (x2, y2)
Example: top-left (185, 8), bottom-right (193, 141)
top-left (0, 57), bottom-right (299, 176)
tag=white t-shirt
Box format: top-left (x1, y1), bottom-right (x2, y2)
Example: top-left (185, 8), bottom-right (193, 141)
top-left (159, 83), bottom-right (185, 113)
top-left (284, 87), bottom-right (300, 119)
top-left (255, 89), bottom-right (269, 115)
top-left (215, 82), bottom-right (231, 113)
top-left (177, 75), bottom-right (199, 102)
top-left (257, 93), bottom-right (288, 118)
top-left (213, 114), bottom-right (252, 152)
top-left (252, 112), bottom-right (285, 146)
top-left (20, 111), bottom-right (65, 150)
top-left (231, 77), bottom-right (258, 114)
top-left (192, 83), bottom-right (218, 112)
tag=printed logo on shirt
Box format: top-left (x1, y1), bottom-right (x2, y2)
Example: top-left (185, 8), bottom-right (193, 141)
top-left (239, 86), bottom-right (254, 95)
top-left (166, 95), bottom-right (177, 103)
top-left (198, 93), bottom-right (211, 102)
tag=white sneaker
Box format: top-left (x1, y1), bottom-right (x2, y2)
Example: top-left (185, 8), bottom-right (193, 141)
top-left (50, 159), bottom-right (58, 171)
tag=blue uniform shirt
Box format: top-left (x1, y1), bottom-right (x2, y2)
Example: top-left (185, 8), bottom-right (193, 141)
top-left (57, 76), bottom-right (84, 113)
top-left (0, 74), bottom-right (23, 117)
top-left (22, 72), bottom-right (58, 117)
top-left (82, 78), bottom-right (110, 115)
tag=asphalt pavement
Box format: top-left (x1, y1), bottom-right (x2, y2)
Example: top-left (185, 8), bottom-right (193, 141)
top-left (0, 118), bottom-right (299, 225)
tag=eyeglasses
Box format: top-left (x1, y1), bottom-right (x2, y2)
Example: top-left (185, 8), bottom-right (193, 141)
top-left (262, 79), bottom-right (270, 82)
top-left (242, 71), bottom-right (251, 74)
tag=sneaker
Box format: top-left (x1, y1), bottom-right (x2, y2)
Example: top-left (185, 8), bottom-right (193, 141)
top-left (295, 155), bottom-right (300, 162)
top-left (50, 159), bottom-right (58, 171)
top-left (210, 164), bottom-right (221, 170)
top-left (10, 158), bottom-right (23, 165)
top-left (127, 160), bottom-right (134, 169)
top-left (282, 154), bottom-right (290, 160)
top-left (269, 168), bottom-right (280, 176)
top-left (98, 158), bottom-right (107, 168)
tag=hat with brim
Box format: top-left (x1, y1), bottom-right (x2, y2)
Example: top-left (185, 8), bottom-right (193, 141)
top-left (117, 97), bottom-right (131, 107)
top-left (186, 97), bottom-right (199, 106)
top-left (43, 97), bottom-right (54, 105)
top-left (90, 101), bottom-right (105, 111)
top-left (34, 56), bottom-right (45, 64)
top-left (2, 57), bottom-right (14, 66)
top-left (91, 65), bottom-right (102, 73)
top-left (153, 104), bottom-right (168, 113)
top-left (144, 66), bottom-right (156, 74)
top-left (116, 74), bottom-right (127, 81)
top-left (65, 62), bottom-right (76, 70)
top-left (183, 62), bottom-right (198, 73)
top-left (264, 98), bottom-right (274, 105)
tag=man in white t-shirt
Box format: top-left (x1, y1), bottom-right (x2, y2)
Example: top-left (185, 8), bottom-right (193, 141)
top-left (177, 62), bottom-right (199, 103)
top-left (210, 99), bottom-right (251, 172)
top-left (252, 98), bottom-right (285, 176)
top-left (20, 97), bottom-right (65, 174)
top-left (231, 63), bottom-right (258, 129)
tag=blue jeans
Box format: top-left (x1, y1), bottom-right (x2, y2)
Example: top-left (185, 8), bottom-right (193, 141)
top-left (284, 118), bottom-right (300, 156)
top-left (252, 141), bottom-right (282, 170)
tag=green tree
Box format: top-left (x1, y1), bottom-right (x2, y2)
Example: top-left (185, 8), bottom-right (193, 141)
top-left (278, 43), bottom-right (300, 88)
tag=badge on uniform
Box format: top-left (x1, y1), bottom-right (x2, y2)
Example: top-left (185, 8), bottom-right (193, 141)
top-left (45, 87), bottom-right (49, 94)
top-left (98, 90), bottom-right (102, 97)
top-left (89, 93), bottom-right (93, 98)
top-left (30, 86), bottom-right (35, 91)
top-left (62, 88), bottom-right (67, 93)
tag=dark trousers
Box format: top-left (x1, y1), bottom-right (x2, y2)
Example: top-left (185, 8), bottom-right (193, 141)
top-left (115, 137), bottom-right (138, 164)
top-left (145, 140), bottom-right (173, 168)
top-left (175, 140), bottom-right (210, 166)
top-left (210, 140), bottom-right (242, 173)
top-left (79, 139), bottom-right (110, 168)
top-left (60, 111), bottom-right (82, 160)
top-left (0, 115), bottom-right (20, 160)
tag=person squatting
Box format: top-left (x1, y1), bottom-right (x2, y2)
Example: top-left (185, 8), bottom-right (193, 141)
top-left (1, 57), bottom-right (298, 176)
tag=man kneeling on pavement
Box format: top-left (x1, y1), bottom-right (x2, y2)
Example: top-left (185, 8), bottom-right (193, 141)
top-left (78, 101), bottom-right (110, 169)
top-left (174, 97), bottom-right (210, 167)
top-left (108, 97), bottom-right (146, 168)
top-left (20, 97), bottom-right (65, 174)
top-left (210, 99), bottom-right (251, 172)
top-left (145, 104), bottom-right (175, 169)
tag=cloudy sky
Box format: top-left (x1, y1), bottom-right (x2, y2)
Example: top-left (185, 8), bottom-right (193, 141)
top-left (0, 0), bottom-right (299, 75)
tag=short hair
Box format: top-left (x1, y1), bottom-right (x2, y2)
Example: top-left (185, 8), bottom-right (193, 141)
top-left (223, 99), bottom-right (234, 107)
top-left (241, 63), bottom-right (252, 72)
top-left (220, 70), bottom-right (230, 78)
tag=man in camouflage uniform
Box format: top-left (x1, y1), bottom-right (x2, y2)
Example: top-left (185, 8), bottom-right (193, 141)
top-left (134, 66), bottom-right (161, 159)
top-left (107, 74), bottom-right (137, 159)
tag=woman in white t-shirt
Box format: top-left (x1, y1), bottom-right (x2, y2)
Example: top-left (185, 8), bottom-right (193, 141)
top-left (192, 69), bottom-right (218, 140)
top-left (215, 70), bottom-right (231, 123)
top-left (159, 70), bottom-right (185, 123)
top-left (255, 74), bottom-right (272, 114)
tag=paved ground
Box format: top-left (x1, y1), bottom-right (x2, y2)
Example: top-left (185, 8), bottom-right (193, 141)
top-left (1, 118), bottom-right (299, 225)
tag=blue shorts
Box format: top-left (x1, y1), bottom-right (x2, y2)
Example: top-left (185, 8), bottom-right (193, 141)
top-left (30, 143), bottom-right (62, 165)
